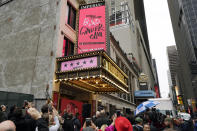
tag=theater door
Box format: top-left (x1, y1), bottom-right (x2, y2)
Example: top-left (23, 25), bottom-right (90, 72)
top-left (60, 98), bottom-right (83, 122)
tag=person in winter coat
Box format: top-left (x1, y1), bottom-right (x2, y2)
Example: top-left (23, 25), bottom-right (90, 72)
top-left (194, 119), bottom-right (197, 131)
top-left (92, 111), bottom-right (100, 124)
top-left (48, 115), bottom-right (60, 131)
top-left (62, 113), bottom-right (74, 131)
top-left (10, 108), bottom-right (32, 131)
top-left (94, 110), bottom-right (109, 129)
top-left (105, 113), bottom-right (133, 131)
top-left (179, 118), bottom-right (193, 131)
top-left (163, 117), bottom-right (181, 131)
top-left (106, 116), bottom-right (133, 131)
top-left (73, 113), bottom-right (81, 131)
top-left (0, 105), bottom-right (7, 122)
top-left (28, 107), bottom-right (49, 131)
top-left (8, 105), bottom-right (17, 120)
top-left (80, 120), bottom-right (97, 131)
top-left (0, 111), bottom-right (7, 123)
top-left (133, 117), bottom-right (143, 131)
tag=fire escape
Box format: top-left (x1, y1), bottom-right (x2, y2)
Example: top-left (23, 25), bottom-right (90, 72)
top-left (109, 1), bottom-right (135, 32)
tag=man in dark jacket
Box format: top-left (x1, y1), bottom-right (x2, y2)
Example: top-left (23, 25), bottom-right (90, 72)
top-left (10, 108), bottom-right (28, 131)
top-left (8, 105), bottom-right (17, 120)
top-left (163, 117), bottom-right (181, 131)
top-left (94, 110), bottom-right (109, 129)
top-left (73, 113), bottom-right (81, 131)
top-left (179, 119), bottom-right (194, 131)
top-left (133, 117), bottom-right (143, 131)
top-left (62, 113), bottom-right (74, 131)
top-left (0, 105), bottom-right (7, 122)
top-left (92, 111), bottom-right (100, 124)
top-left (27, 107), bottom-right (49, 131)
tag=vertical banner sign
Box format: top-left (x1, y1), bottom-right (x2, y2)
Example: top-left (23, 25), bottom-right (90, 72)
top-left (78, 2), bottom-right (106, 54)
top-left (52, 92), bottom-right (59, 109)
top-left (154, 85), bottom-right (160, 98)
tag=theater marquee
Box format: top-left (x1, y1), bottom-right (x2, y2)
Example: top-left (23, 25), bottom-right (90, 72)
top-left (55, 51), bottom-right (129, 93)
top-left (61, 57), bottom-right (98, 72)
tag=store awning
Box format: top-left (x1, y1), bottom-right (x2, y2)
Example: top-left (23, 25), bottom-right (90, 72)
top-left (55, 51), bottom-right (129, 93)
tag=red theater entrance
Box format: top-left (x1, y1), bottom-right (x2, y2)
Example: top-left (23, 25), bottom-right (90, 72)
top-left (60, 98), bottom-right (83, 122)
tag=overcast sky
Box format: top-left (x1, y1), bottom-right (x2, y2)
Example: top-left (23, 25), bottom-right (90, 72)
top-left (144, 0), bottom-right (175, 97)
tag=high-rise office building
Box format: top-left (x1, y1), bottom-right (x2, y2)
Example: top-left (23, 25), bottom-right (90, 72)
top-left (106, 0), bottom-right (156, 104)
top-left (167, 46), bottom-right (178, 88)
top-left (133, 0), bottom-right (150, 56)
top-left (152, 59), bottom-right (161, 98)
top-left (167, 46), bottom-right (178, 105)
top-left (168, 0), bottom-right (197, 111)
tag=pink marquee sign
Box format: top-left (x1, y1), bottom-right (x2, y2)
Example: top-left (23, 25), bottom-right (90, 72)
top-left (61, 56), bottom-right (98, 71)
top-left (78, 2), bottom-right (106, 54)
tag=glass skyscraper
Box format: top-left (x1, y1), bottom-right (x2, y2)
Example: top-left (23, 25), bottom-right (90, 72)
top-left (168, 0), bottom-right (197, 111)
top-left (181, 0), bottom-right (197, 48)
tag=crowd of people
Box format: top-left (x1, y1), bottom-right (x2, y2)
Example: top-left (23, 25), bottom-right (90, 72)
top-left (0, 100), bottom-right (197, 131)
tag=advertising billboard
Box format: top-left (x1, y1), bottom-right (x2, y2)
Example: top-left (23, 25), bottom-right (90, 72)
top-left (154, 85), bottom-right (160, 98)
top-left (78, 2), bottom-right (106, 54)
top-left (61, 56), bottom-right (98, 71)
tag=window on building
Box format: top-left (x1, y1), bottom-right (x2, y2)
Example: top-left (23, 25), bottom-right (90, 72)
top-left (129, 75), bottom-right (135, 102)
top-left (118, 93), bottom-right (122, 98)
top-left (123, 93), bottom-right (126, 100)
top-left (124, 66), bottom-right (127, 74)
top-left (116, 56), bottom-right (120, 65)
top-left (111, 0), bottom-right (116, 19)
top-left (121, 2), bottom-right (129, 24)
top-left (67, 2), bottom-right (76, 30)
top-left (110, 11), bottom-right (122, 26)
top-left (62, 37), bottom-right (74, 57)
top-left (127, 94), bottom-right (130, 101)
top-left (110, 1), bottom-right (134, 28)
top-left (111, 0), bottom-right (115, 13)
top-left (178, 8), bottom-right (183, 28)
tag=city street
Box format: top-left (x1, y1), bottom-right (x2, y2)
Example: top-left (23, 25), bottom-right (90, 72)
top-left (0, 0), bottom-right (197, 131)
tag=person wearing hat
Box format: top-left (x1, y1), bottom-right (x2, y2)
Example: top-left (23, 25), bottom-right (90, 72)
top-left (163, 117), bottom-right (181, 131)
top-left (115, 116), bottom-right (133, 131)
top-left (105, 115), bottom-right (133, 131)
top-left (164, 117), bottom-right (174, 130)
top-left (133, 117), bottom-right (143, 131)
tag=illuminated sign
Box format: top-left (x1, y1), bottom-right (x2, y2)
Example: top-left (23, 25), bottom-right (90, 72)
top-left (135, 90), bottom-right (156, 98)
top-left (78, 2), bottom-right (106, 54)
top-left (139, 73), bottom-right (148, 82)
top-left (175, 86), bottom-right (180, 96)
top-left (103, 59), bottom-right (127, 85)
top-left (177, 96), bottom-right (183, 105)
top-left (61, 56), bottom-right (97, 71)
